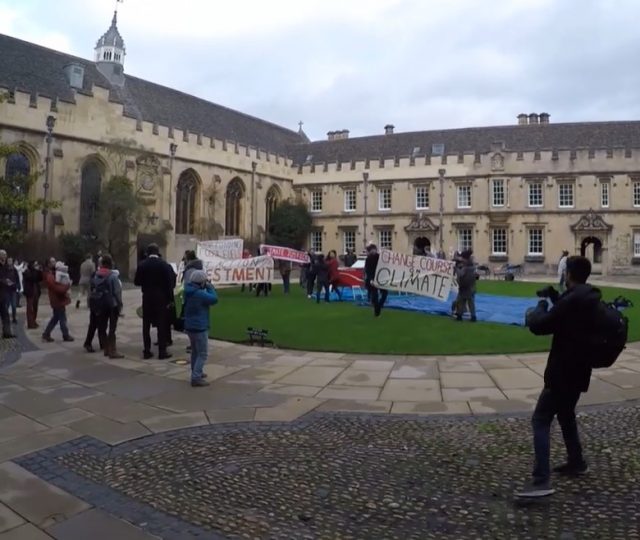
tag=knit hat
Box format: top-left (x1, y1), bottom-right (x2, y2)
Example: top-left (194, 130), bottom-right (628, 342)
top-left (190, 269), bottom-right (208, 285)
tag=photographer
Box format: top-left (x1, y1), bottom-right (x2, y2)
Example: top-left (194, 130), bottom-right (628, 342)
top-left (516, 256), bottom-right (600, 499)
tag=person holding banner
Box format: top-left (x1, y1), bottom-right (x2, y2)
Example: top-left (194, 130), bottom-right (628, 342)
top-left (365, 243), bottom-right (388, 317)
top-left (454, 250), bottom-right (477, 322)
top-left (314, 254), bottom-right (331, 303)
top-left (278, 259), bottom-right (292, 294)
top-left (327, 250), bottom-right (342, 300)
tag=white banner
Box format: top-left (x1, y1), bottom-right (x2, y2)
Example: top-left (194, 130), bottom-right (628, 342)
top-left (259, 244), bottom-right (310, 264)
top-left (202, 254), bottom-right (275, 284)
top-left (197, 239), bottom-right (243, 260)
top-left (373, 249), bottom-right (456, 301)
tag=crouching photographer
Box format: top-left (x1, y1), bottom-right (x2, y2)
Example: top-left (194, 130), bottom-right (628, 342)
top-left (517, 256), bottom-right (600, 499)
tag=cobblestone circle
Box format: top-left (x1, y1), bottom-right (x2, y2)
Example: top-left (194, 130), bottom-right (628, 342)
top-left (17, 405), bottom-right (640, 540)
top-left (0, 317), bottom-right (36, 369)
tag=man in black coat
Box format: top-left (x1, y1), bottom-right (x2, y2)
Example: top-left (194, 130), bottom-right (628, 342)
top-left (0, 250), bottom-right (15, 338)
top-left (364, 243), bottom-right (388, 317)
top-left (517, 256), bottom-right (600, 498)
top-left (134, 243), bottom-right (175, 359)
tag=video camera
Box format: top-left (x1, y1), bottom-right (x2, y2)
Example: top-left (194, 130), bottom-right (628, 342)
top-left (536, 285), bottom-right (560, 304)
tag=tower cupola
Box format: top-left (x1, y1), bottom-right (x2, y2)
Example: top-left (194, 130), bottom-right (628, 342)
top-left (94, 10), bottom-right (126, 86)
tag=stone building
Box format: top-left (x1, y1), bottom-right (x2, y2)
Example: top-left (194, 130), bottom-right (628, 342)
top-left (1, 12), bottom-right (640, 276)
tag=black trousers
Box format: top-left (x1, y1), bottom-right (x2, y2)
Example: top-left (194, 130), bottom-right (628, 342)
top-left (0, 294), bottom-right (10, 336)
top-left (84, 311), bottom-right (104, 349)
top-left (143, 310), bottom-right (169, 355)
top-left (366, 283), bottom-right (388, 315)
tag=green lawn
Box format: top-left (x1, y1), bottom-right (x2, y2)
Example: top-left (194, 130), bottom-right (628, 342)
top-left (203, 280), bottom-right (639, 356)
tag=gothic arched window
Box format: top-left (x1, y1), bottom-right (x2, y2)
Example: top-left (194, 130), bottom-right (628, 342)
top-left (1, 153), bottom-right (30, 232)
top-left (265, 186), bottom-right (280, 235)
top-left (225, 178), bottom-right (244, 237)
top-left (79, 160), bottom-right (103, 236)
top-left (176, 170), bottom-right (199, 235)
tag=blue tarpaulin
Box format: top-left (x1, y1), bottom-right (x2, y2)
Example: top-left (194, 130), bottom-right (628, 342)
top-left (318, 288), bottom-right (540, 326)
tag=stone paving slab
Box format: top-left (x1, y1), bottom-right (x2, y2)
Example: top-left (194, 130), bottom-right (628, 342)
top-left (141, 412), bottom-right (209, 434)
top-left (0, 427), bottom-right (79, 463)
top-left (67, 417), bottom-right (151, 446)
top-left (0, 524), bottom-right (54, 539)
top-left (0, 462), bottom-right (90, 529)
top-left (0, 416), bottom-right (49, 444)
top-left (46, 509), bottom-right (159, 540)
top-left (0, 502), bottom-right (24, 534)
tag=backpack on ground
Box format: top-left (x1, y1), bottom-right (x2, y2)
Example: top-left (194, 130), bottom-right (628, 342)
top-left (88, 274), bottom-right (114, 314)
top-left (587, 301), bottom-right (629, 369)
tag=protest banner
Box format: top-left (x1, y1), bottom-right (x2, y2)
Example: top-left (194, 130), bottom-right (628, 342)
top-left (197, 238), bottom-right (243, 260)
top-left (372, 249), bottom-right (456, 301)
top-left (259, 244), bottom-right (310, 264)
top-left (201, 254), bottom-right (275, 285)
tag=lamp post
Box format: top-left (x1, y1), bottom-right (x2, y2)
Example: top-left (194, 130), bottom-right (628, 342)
top-left (43, 115), bottom-right (56, 234)
top-left (362, 172), bottom-right (369, 250)
top-left (168, 143), bottom-right (177, 222)
top-left (438, 168), bottom-right (445, 252)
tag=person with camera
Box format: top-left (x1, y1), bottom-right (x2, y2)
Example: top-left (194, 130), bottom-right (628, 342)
top-left (183, 270), bottom-right (218, 387)
top-left (516, 256), bottom-right (600, 498)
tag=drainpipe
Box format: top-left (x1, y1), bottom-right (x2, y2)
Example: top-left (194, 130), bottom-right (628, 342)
top-left (251, 161), bottom-right (257, 242)
top-left (362, 172), bottom-right (369, 250)
top-left (169, 143), bottom-right (177, 222)
top-left (438, 168), bottom-right (445, 251)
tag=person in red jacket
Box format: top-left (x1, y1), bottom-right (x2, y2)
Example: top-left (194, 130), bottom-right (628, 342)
top-left (42, 257), bottom-right (74, 342)
top-left (327, 250), bottom-right (342, 300)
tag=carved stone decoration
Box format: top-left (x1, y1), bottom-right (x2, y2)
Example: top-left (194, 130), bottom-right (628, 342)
top-left (491, 153), bottom-right (504, 171)
top-left (405, 213), bottom-right (439, 232)
top-left (136, 155), bottom-right (160, 193)
top-left (570, 209), bottom-right (613, 232)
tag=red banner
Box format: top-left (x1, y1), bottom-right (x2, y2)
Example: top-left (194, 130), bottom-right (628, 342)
top-left (259, 245), bottom-right (310, 264)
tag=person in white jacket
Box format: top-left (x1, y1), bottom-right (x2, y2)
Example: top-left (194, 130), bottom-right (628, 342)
top-left (557, 250), bottom-right (569, 291)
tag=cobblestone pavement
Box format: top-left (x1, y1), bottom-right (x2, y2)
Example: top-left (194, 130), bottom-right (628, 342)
top-left (16, 406), bottom-right (640, 539)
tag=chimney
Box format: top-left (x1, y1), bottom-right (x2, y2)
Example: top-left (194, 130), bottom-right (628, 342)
top-left (517, 113), bottom-right (528, 125)
top-left (384, 124), bottom-right (395, 135)
top-left (528, 113), bottom-right (539, 124)
top-left (327, 131), bottom-right (336, 141)
top-left (63, 63), bottom-right (85, 90)
top-left (338, 129), bottom-right (350, 140)
top-left (539, 112), bottom-right (550, 124)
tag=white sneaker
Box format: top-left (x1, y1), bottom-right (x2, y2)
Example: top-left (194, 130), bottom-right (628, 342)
top-left (515, 481), bottom-right (555, 498)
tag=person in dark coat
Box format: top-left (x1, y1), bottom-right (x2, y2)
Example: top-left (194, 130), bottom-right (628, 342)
top-left (134, 243), bottom-right (175, 359)
top-left (42, 258), bottom-right (74, 342)
top-left (182, 250), bottom-right (203, 285)
top-left (305, 252), bottom-right (317, 298)
top-left (0, 250), bottom-right (14, 338)
top-left (343, 249), bottom-right (357, 268)
top-left (22, 260), bottom-right (43, 329)
top-left (327, 250), bottom-right (342, 300)
top-left (454, 250), bottom-right (477, 322)
top-left (313, 254), bottom-right (330, 303)
top-left (516, 256), bottom-right (600, 499)
top-left (364, 243), bottom-right (387, 316)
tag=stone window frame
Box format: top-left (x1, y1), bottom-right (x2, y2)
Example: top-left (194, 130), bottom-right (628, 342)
top-left (599, 178), bottom-right (610, 209)
top-left (526, 180), bottom-right (544, 208)
top-left (342, 229), bottom-right (357, 253)
top-left (415, 184), bottom-right (430, 210)
top-left (557, 180), bottom-right (575, 209)
top-left (310, 190), bottom-right (323, 213)
top-left (456, 227), bottom-right (473, 252)
top-left (490, 227), bottom-right (508, 256)
top-left (527, 227), bottom-right (544, 256)
top-left (343, 188), bottom-right (357, 212)
top-left (377, 228), bottom-right (393, 250)
top-left (491, 178), bottom-right (507, 208)
top-left (632, 179), bottom-right (640, 208)
top-left (310, 229), bottom-right (323, 253)
top-left (456, 184), bottom-right (472, 209)
top-left (378, 186), bottom-right (392, 211)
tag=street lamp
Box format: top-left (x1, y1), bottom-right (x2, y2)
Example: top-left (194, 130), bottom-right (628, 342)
top-left (438, 168), bottom-right (445, 252)
top-left (43, 115), bottom-right (56, 233)
top-left (362, 172), bottom-right (369, 250)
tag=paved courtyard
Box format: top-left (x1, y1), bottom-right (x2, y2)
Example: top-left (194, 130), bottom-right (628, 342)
top-left (0, 286), bottom-right (639, 538)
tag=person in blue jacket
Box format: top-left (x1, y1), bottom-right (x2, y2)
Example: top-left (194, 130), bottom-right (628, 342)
top-left (183, 270), bottom-right (218, 387)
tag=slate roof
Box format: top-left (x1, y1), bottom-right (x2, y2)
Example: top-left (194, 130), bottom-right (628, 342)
top-left (96, 12), bottom-right (125, 49)
top-left (0, 33), bottom-right (305, 155)
top-left (288, 121), bottom-right (640, 166)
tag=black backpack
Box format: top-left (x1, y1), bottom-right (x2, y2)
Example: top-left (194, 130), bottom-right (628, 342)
top-left (88, 274), bottom-right (114, 314)
top-left (587, 301), bottom-right (629, 368)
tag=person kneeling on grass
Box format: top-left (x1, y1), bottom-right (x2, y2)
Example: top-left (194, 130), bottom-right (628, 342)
top-left (183, 270), bottom-right (218, 387)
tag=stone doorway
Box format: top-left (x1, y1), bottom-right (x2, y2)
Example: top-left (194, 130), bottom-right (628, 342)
top-left (413, 236), bottom-right (432, 255)
top-left (581, 236), bottom-right (603, 274)
top-left (571, 210), bottom-right (612, 275)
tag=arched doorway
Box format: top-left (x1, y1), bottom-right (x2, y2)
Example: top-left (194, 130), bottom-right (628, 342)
top-left (581, 236), bottom-right (603, 264)
top-left (225, 178), bottom-right (245, 237)
top-left (413, 236), bottom-right (432, 255)
top-left (265, 185), bottom-right (281, 237)
top-left (175, 170), bottom-right (199, 235)
top-left (2, 152), bottom-right (31, 232)
top-left (79, 160), bottom-right (103, 237)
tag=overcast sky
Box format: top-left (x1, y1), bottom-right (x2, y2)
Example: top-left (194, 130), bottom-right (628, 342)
top-left (2, 0), bottom-right (639, 140)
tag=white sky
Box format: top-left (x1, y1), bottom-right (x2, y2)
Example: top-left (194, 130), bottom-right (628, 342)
top-left (2, 0), bottom-right (640, 139)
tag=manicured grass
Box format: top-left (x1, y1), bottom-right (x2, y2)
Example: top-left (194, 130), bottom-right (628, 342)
top-left (206, 280), bottom-right (640, 355)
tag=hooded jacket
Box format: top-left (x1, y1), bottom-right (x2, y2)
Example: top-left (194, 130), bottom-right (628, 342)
top-left (43, 269), bottom-right (71, 309)
top-left (184, 281), bottom-right (218, 332)
top-left (93, 267), bottom-right (123, 310)
top-left (455, 259), bottom-right (477, 298)
top-left (527, 283), bottom-right (601, 393)
top-left (183, 259), bottom-right (204, 284)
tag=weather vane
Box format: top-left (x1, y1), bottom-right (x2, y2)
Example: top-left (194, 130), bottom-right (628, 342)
top-left (115, 0), bottom-right (123, 13)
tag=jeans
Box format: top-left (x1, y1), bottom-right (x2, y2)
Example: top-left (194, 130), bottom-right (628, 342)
top-left (531, 387), bottom-right (584, 484)
top-left (8, 291), bottom-right (17, 320)
top-left (187, 330), bottom-right (209, 382)
top-left (455, 294), bottom-right (476, 319)
top-left (44, 307), bottom-right (70, 339)
top-left (316, 280), bottom-right (330, 302)
top-left (25, 294), bottom-right (39, 328)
